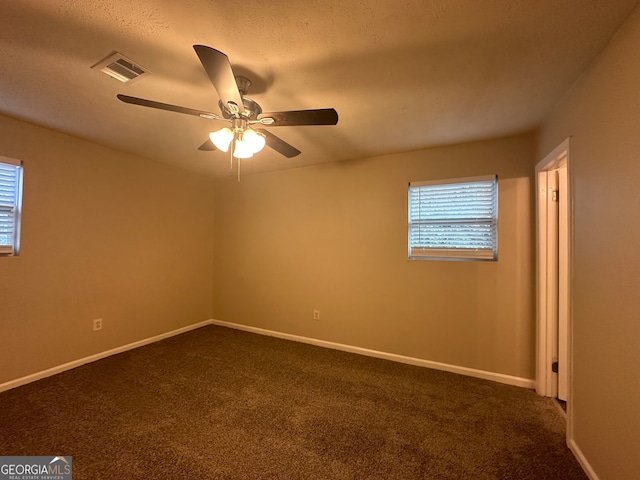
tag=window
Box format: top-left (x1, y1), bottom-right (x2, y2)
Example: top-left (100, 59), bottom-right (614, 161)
top-left (0, 157), bottom-right (23, 256)
top-left (408, 175), bottom-right (497, 261)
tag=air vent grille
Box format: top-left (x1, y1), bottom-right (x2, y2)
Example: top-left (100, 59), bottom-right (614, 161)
top-left (91, 52), bottom-right (150, 84)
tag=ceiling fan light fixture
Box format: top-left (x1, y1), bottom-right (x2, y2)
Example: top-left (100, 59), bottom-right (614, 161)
top-left (233, 137), bottom-right (255, 159)
top-left (209, 127), bottom-right (233, 152)
top-left (242, 129), bottom-right (266, 153)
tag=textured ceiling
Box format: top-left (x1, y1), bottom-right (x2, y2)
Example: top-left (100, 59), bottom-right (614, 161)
top-left (0, 0), bottom-right (638, 177)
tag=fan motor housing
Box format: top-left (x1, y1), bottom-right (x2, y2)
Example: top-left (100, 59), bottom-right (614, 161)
top-left (219, 97), bottom-right (262, 120)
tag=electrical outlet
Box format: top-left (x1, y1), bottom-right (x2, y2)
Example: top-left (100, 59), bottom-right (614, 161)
top-left (313, 310), bottom-right (320, 321)
top-left (93, 318), bottom-right (103, 331)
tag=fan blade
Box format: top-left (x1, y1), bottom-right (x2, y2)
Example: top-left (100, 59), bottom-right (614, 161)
top-left (198, 139), bottom-right (217, 151)
top-left (117, 94), bottom-right (224, 120)
top-left (256, 129), bottom-right (301, 158)
top-left (193, 45), bottom-right (243, 114)
top-left (257, 108), bottom-right (338, 126)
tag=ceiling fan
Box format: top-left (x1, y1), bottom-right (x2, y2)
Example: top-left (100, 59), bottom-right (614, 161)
top-left (117, 45), bottom-right (338, 178)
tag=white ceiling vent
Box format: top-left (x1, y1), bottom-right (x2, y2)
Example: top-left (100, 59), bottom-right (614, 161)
top-left (91, 52), bottom-right (150, 84)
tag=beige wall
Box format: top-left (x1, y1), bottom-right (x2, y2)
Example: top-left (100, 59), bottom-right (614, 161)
top-left (213, 133), bottom-right (536, 380)
top-left (0, 115), bottom-right (215, 384)
top-left (539, 6), bottom-right (640, 480)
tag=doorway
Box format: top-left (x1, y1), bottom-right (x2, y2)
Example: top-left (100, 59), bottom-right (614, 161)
top-left (536, 138), bottom-right (571, 403)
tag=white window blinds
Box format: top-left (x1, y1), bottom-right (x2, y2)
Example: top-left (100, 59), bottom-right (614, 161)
top-left (408, 175), bottom-right (497, 260)
top-left (0, 157), bottom-right (23, 255)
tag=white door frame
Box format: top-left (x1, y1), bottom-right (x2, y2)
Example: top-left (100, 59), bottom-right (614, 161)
top-left (535, 138), bottom-right (572, 416)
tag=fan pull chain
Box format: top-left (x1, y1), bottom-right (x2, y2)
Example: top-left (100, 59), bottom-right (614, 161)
top-left (229, 131), bottom-right (241, 182)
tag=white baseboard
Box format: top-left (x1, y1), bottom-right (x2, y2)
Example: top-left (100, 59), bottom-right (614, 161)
top-left (1, 319), bottom-right (535, 393)
top-left (568, 438), bottom-right (600, 480)
top-left (0, 320), bottom-right (214, 393)
top-left (210, 319), bottom-right (535, 389)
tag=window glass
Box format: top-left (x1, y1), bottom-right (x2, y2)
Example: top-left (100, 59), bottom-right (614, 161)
top-left (408, 175), bottom-right (497, 261)
top-left (0, 157), bottom-right (24, 256)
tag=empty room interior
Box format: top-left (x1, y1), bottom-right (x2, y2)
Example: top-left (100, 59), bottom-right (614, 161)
top-left (1, 1), bottom-right (639, 479)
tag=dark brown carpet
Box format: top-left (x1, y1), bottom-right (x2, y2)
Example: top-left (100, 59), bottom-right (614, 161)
top-left (0, 325), bottom-right (587, 479)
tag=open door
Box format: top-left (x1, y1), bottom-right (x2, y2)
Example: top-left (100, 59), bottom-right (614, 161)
top-left (536, 140), bottom-right (570, 402)
top-left (557, 166), bottom-right (568, 401)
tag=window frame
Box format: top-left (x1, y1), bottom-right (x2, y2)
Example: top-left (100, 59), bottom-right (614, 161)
top-left (407, 175), bottom-right (498, 262)
top-left (0, 156), bottom-right (24, 257)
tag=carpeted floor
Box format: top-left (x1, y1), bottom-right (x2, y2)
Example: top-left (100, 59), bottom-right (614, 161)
top-left (0, 325), bottom-right (587, 479)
